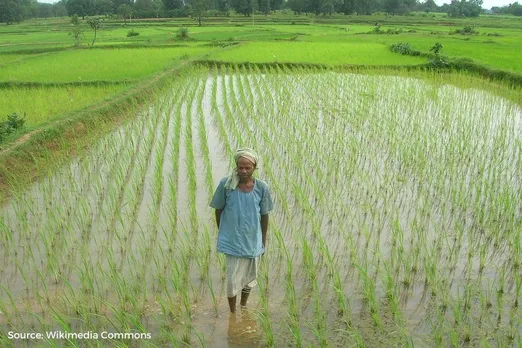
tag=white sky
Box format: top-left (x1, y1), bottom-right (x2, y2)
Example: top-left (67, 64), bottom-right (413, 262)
top-left (37, 0), bottom-right (515, 9)
top-left (435, 0), bottom-right (512, 9)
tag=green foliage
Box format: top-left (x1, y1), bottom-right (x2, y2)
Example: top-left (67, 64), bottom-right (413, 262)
top-left (446, 0), bottom-right (482, 17)
top-left (86, 17), bottom-right (102, 46)
top-left (451, 26), bottom-right (479, 35)
top-left (187, 0), bottom-right (211, 26)
top-left (66, 0), bottom-right (96, 19)
top-left (429, 42), bottom-right (448, 67)
top-left (368, 25), bottom-right (405, 34)
top-left (69, 14), bottom-right (85, 47)
top-left (176, 27), bottom-right (189, 39)
top-left (0, 113), bottom-right (25, 143)
top-left (390, 42), bottom-right (420, 55)
top-left (127, 29), bottom-right (140, 37)
top-left (118, 3), bottom-right (133, 25)
top-left (429, 42), bottom-right (443, 55)
top-left (230, 0), bottom-right (255, 16)
top-left (0, 0), bottom-right (24, 24)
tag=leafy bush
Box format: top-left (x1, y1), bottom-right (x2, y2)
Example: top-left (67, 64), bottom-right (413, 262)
top-left (390, 42), bottom-right (420, 56)
top-left (127, 29), bottom-right (140, 37)
top-left (176, 27), bottom-right (189, 40)
top-left (0, 113), bottom-right (25, 143)
top-left (429, 42), bottom-right (449, 68)
top-left (451, 26), bottom-right (479, 35)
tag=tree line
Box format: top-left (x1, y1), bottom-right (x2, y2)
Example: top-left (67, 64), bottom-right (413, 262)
top-left (1, 0), bottom-right (520, 25)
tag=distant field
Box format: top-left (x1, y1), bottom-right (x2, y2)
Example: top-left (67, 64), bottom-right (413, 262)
top-left (207, 41), bottom-right (428, 65)
top-left (0, 46), bottom-right (213, 82)
top-left (0, 84), bottom-right (129, 127)
top-left (0, 54), bottom-right (32, 65)
top-left (0, 14), bottom-right (520, 145)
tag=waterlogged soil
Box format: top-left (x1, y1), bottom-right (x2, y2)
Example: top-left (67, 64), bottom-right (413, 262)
top-left (1, 69), bottom-right (521, 347)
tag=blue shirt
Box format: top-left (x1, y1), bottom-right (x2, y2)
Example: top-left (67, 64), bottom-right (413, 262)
top-left (209, 177), bottom-right (274, 258)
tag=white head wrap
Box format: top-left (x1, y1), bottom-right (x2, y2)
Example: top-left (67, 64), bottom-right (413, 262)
top-left (224, 147), bottom-right (258, 189)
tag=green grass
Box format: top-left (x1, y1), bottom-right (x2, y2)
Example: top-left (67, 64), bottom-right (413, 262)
top-left (0, 84), bottom-right (129, 127)
top-left (0, 46), bottom-right (213, 82)
top-left (377, 35), bottom-right (522, 73)
top-left (0, 54), bottom-right (33, 65)
top-left (208, 41), bottom-right (428, 65)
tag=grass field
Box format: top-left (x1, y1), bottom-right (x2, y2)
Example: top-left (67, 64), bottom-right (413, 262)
top-left (0, 84), bottom-right (129, 127)
top-left (0, 47), bottom-right (213, 83)
top-left (208, 41), bottom-right (428, 65)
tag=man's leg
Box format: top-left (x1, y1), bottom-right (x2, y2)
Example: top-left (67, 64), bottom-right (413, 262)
top-left (240, 287), bottom-right (251, 306)
top-left (228, 296), bottom-right (237, 313)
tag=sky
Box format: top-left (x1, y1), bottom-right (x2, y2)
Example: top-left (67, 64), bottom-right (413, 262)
top-left (435, 0), bottom-right (514, 9)
top-left (37, 0), bottom-right (515, 9)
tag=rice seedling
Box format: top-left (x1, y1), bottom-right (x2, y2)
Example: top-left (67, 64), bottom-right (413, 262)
top-left (1, 66), bottom-right (521, 346)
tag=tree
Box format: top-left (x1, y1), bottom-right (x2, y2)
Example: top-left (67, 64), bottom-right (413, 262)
top-left (162, 0), bottom-right (183, 16)
top-left (94, 0), bottom-right (115, 16)
top-left (86, 17), bottom-right (101, 45)
top-left (37, 3), bottom-right (54, 18)
top-left (421, 0), bottom-right (439, 13)
top-left (270, 0), bottom-right (282, 10)
top-left (504, 2), bottom-right (522, 15)
top-left (134, 0), bottom-right (161, 17)
top-left (0, 0), bottom-right (24, 24)
top-left (66, 0), bottom-right (95, 18)
top-left (447, 0), bottom-right (482, 17)
top-left (230, 0), bottom-right (255, 16)
top-left (216, 0), bottom-right (229, 15)
top-left (118, 3), bottom-right (133, 24)
top-left (258, 0), bottom-right (270, 14)
top-left (53, 0), bottom-right (68, 17)
top-left (187, 0), bottom-right (210, 25)
top-left (69, 14), bottom-right (84, 46)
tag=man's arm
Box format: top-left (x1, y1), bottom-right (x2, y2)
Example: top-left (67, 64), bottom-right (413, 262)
top-left (215, 209), bottom-right (223, 229)
top-left (261, 214), bottom-right (269, 248)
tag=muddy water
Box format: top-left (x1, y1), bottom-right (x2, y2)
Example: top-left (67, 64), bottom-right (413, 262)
top-left (1, 70), bottom-right (522, 346)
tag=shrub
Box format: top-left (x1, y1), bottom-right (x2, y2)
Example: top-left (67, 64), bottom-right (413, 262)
top-left (390, 42), bottom-right (421, 56)
top-left (127, 29), bottom-right (140, 37)
top-left (0, 113), bottom-right (25, 143)
top-left (176, 27), bottom-right (189, 40)
top-left (451, 26), bottom-right (478, 35)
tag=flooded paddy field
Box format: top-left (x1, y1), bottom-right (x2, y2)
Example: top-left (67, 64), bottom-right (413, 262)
top-left (1, 66), bottom-right (521, 347)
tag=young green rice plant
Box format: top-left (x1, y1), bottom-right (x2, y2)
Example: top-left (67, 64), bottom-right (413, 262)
top-left (309, 279), bottom-right (328, 347)
top-left (196, 81), bottom-right (215, 200)
top-left (354, 263), bottom-right (382, 328)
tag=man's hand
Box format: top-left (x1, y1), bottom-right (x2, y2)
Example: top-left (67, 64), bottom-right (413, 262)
top-left (215, 209), bottom-right (223, 229)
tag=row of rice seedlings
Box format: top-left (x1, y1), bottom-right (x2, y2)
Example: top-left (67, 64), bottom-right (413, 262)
top-left (197, 74), bottom-right (215, 200)
top-left (222, 66), bottom-right (521, 344)
top-left (227, 67), bottom-right (344, 345)
top-left (1, 66), bottom-right (521, 345)
top-left (0, 116), bottom-right (141, 330)
top-left (216, 69), bottom-right (301, 345)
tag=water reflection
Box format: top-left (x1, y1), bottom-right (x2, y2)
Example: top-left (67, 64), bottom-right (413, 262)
top-left (227, 309), bottom-right (261, 347)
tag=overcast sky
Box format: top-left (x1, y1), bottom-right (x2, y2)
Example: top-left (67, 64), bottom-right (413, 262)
top-left (37, 0), bottom-right (515, 9)
top-left (436, 0), bottom-right (513, 9)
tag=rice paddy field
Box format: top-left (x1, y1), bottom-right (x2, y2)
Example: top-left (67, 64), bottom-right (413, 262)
top-left (0, 85), bottom-right (130, 128)
top-left (1, 65), bottom-right (521, 346)
top-left (1, 12), bottom-right (522, 348)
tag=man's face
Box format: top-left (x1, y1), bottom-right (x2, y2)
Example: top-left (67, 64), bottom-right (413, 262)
top-left (236, 157), bottom-right (256, 178)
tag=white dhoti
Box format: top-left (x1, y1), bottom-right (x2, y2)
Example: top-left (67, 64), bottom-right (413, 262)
top-left (226, 255), bottom-right (260, 298)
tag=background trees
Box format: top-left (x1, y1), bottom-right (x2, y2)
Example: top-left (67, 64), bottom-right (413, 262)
top-left (446, 0), bottom-right (482, 17)
top-left (3, 0), bottom-right (522, 25)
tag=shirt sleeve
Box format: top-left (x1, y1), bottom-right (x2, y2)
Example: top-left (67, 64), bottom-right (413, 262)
top-left (210, 179), bottom-right (226, 210)
top-left (260, 184), bottom-right (274, 215)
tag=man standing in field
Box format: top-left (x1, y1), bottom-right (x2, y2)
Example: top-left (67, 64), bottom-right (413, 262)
top-left (210, 148), bottom-right (274, 313)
